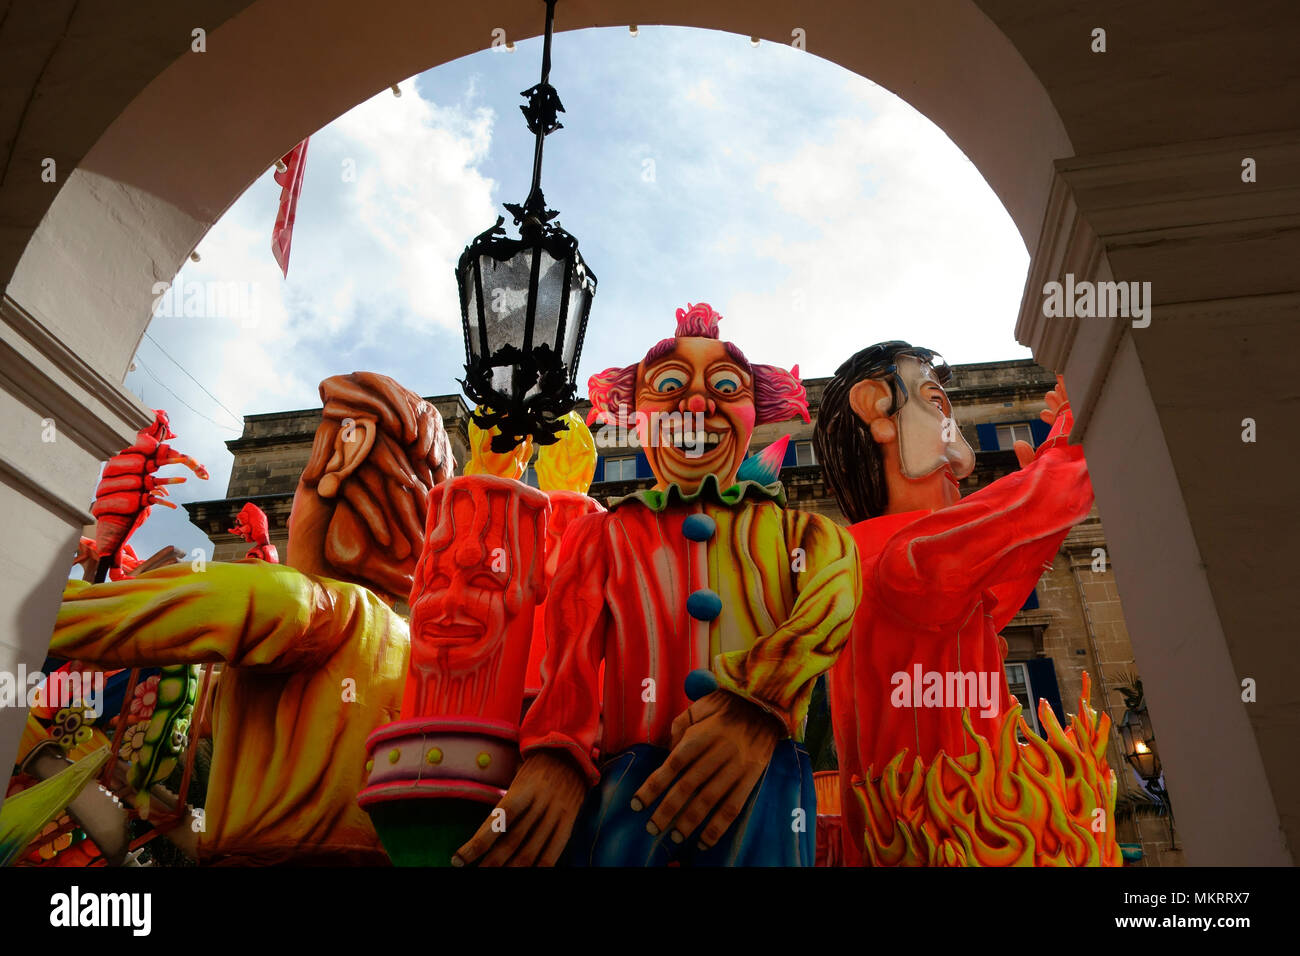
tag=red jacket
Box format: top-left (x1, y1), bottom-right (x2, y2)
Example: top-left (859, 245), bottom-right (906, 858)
top-left (521, 477), bottom-right (860, 785)
top-left (831, 409), bottom-right (1093, 866)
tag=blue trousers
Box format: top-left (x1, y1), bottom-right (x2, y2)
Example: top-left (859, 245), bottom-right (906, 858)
top-left (564, 741), bottom-right (816, 866)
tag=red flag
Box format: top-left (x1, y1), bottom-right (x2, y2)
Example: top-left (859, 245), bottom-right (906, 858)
top-left (271, 138), bottom-right (310, 277)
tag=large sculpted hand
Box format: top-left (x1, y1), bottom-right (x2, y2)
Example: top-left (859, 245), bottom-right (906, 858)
top-left (1014, 374), bottom-right (1071, 469)
top-left (453, 750), bottom-right (588, 867)
top-left (631, 690), bottom-right (784, 849)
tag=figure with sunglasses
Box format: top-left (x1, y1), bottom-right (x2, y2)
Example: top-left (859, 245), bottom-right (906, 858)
top-left (813, 342), bottom-right (1092, 866)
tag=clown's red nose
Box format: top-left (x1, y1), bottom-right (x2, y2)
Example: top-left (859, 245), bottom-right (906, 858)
top-left (683, 393), bottom-right (712, 414)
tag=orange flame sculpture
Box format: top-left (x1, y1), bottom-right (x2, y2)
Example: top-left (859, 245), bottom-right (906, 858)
top-left (854, 673), bottom-right (1124, 866)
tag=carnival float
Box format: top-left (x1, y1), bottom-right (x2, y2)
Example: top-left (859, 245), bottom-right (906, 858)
top-left (1, 0), bottom-right (1125, 869)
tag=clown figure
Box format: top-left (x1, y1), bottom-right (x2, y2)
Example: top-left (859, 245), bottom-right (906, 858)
top-left (456, 303), bottom-right (861, 867)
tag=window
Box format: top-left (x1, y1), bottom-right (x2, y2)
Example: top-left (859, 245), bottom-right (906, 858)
top-left (794, 440), bottom-right (816, 466)
top-left (996, 422), bottom-right (1036, 451)
top-left (1003, 662), bottom-right (1041, 737)
top-left (522, 464), bottom-right (539, 488)
top-left (603, 456), bottom-right (637, 482)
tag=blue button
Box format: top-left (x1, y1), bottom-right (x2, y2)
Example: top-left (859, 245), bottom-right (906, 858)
top-left (684, 669), bottom-right (719, 701)
top-left (686, 589), bottom-right (722, 621)
top-left (682, 513), bottom-right (716, 541)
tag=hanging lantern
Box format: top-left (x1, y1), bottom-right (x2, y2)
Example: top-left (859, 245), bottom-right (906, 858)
top-left (457, 0), bottom-right (596, 453)
top-left (1118, 706), bottom-right (1160, 781)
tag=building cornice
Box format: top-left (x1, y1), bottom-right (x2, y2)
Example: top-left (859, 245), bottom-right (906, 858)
top-left (0, 293), bottom-right (151, 457)
top-left (1015, 131), bottom-right (1300, 442)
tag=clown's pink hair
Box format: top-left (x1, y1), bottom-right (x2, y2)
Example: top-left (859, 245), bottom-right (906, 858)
top-left (754, 362), bottom-right (810, 425)
top-left (675, 302), bottom-right (722, 337)
top-left (585, 364), bottom-right (637, 426)
top-left (585, 303), bottom-right (810, 426)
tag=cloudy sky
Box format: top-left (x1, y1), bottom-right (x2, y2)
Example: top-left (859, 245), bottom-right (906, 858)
top-left (120, 25), bottom-right (1029, 564)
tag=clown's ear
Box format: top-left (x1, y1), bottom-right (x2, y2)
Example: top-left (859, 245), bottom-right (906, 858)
top-left (318, 417), bottom-right (377, 498)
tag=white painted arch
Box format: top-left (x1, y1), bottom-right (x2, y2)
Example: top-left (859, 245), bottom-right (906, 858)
top-left (7, 0), bottom-right (1070, 384)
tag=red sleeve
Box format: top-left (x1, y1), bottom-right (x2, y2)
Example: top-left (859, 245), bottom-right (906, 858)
top-left (877, 408), bottom-right (1093, 626)
top-left (517, 511), bottom-right (609, 786)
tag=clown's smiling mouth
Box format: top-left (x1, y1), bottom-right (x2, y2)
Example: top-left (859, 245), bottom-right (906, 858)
top-left (652, 429), bottom-right (737, 482)
top-left (660, 429), bottom-right (726, 449)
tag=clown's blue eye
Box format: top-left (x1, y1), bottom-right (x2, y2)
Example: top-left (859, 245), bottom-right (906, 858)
top-left (709, 371), bottom-right (740, 394)
top-left (654, 374), bottom-right (685, 392)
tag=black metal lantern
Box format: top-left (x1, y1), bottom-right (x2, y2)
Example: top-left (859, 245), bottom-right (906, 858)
top-left (457, 0), bottom-right (596, 453)
top-left (1118, 706), bottom-right (1160, 781)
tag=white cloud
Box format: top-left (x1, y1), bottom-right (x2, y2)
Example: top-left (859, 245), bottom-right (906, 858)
top-left (725, 82), bottom-right (1029, 374)
top-left (123, 80), bottom-right (500, 561)
top-left (684, 79), bottom-right (719, 109)
top-left (330, 82), bottom-right (497, 332)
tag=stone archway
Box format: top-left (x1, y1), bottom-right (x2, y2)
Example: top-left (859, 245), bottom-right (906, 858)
top-left (2, 0), bottom-right (1295, 865)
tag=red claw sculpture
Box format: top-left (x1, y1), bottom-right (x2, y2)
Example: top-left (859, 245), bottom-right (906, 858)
top-left (90, 409), bottom-right (208, 582)
top-left (230, 502), bottom-right (279, 563)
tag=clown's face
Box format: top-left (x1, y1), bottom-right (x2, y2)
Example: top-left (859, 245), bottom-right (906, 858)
top-left (635, 338), bottom-right (756, 493)
top-left (893, 355), bottom-right (975, 483)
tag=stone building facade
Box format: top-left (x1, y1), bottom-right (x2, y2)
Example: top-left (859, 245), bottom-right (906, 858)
top-left (184, 358), bottom-right (1183, 865)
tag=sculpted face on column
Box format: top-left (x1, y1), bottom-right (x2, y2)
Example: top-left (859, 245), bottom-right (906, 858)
top-left (408, 477), bottom-right (549, 674)
top-left (402, 474), bottom-right (550, 722)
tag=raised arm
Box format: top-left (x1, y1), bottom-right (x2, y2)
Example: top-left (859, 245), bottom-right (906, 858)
top-left (52, 561), bottom-right (376, 672)
top-left (876, 405), bottom-right (1092, 626)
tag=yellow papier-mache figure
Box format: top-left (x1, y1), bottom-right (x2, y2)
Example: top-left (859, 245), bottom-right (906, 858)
top-left (465, 407), bottom-right (596, 495)
top-left (535, 411), bottom-right (597, 494)
top-left (464, 407), bottom-right (533, 480)
top-left (52, 563), bottom-right (407, 864)
top-left (45, 372), bottom-right (454, 865)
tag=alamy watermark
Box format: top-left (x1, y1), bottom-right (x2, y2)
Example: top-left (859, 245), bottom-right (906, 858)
top-left (593, 410), bottom-right (710, 457)
top-left (890, 665), bottom-right (1001, 719)
top-left (0, 666), bottom-right (104, 718)
top-left (151, 279), bottom-right (261, 327)
top-left (1042, 273), bottom-right (1151, 328)
top-left (50, 886), bottom-right (151, 936)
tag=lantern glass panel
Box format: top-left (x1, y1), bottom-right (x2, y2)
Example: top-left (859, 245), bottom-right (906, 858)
top-left (478, 253), bottom-right (534, 352)
top-left (1131, 751), bottom-right (1158, 779)
top-left (1119, 721), bottom-right (1135, 753)
top-left (528, 248), bottom-right (566, 366)
top-left (1136, 708), bottom-right (1155, 744)
top-left (563, 259), bottom-right (594, 380)
top-left (462, 270), bottom-right (482, 362)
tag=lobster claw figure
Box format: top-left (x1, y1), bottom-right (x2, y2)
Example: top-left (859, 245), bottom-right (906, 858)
top-left (90, 410), bottom-right (208, 580)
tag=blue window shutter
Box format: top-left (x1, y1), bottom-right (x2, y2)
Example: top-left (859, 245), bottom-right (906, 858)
top-left (976, 423), bottom-right (998, 451)
top-left (1025, 658), bottom-right (1065, 729)
top-left (592, 456), bottom-right (604, 483)
top-left (1029, 419), bottom-right (1051, 447)
top-left (782, 442), bottom-right (797, 468)
top-left (635, 451), bottom-right (653, 479)
top-left (1021, 588), bottom-right (1039, 611)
